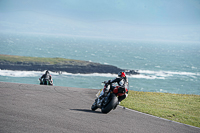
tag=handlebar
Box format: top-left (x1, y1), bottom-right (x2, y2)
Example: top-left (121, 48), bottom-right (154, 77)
top-left (102, 81), bottom-right (108, 84)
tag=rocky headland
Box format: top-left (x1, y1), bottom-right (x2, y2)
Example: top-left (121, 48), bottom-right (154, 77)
top-left (0, 54), bottom-right (139, 75)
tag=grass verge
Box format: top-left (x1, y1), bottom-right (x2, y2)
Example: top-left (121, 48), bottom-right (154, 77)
top-left (121, 90), bottom-right (200, 128)
top-left (0, 54), bottom-right (83, 64)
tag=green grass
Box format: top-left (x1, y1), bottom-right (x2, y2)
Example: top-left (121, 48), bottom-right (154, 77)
top-left (121, 90), bottom-right (200, 128)
top-left (0, 54), bottom-right (84, 65)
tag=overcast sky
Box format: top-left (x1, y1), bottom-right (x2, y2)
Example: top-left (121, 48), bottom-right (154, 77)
top-left (0, 0), bottom-right (200, 42)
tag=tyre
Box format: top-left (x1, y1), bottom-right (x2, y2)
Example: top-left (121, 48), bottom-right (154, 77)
top-left (91, 102), bottom-right (98, 111)
top-left (101, 94), bottom-right (118, 114)
top-left (44, 80), bottom-right (47, 85)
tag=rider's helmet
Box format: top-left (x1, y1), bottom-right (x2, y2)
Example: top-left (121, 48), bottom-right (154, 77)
top-left (45, 70), bottom-right (49, 74)
top-left (118, 71), bottom-right (126, 78)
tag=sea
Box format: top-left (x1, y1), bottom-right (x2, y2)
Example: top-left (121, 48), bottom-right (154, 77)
top-left (0, 32), bottom-right (200, 95)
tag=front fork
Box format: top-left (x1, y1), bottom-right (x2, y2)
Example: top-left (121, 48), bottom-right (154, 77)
top-left (96, 92), bottom-right (110, 108)
top-left (95, 84), bottom-right (112, 108)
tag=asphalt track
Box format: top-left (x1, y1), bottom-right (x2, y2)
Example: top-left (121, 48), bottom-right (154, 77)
top-left (0, 82), bottom-right (199, 133)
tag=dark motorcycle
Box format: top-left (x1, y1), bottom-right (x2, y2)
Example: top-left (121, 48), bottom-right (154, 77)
top-left (91, 82), bottom-right (128, 114)
top-left (39, 78), bottom-right (53, 86)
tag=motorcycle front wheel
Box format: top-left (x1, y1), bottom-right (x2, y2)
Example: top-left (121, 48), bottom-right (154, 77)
top-left (101, 93), bottom-right (118, 114)
top-left (91, 102), bottom-right (98, 111)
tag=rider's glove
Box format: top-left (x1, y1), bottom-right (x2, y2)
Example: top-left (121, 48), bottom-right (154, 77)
top-left (103, 81), bottom-right (107, 84)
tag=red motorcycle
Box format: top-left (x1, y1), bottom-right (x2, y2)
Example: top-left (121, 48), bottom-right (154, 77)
top-left (91, 82), bottom-right (128, 113)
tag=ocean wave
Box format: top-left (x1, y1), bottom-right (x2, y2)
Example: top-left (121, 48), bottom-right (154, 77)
top-left (0, 69), bottom-right (198, 80)
top-left (0, 70), bottom-right (118, 78)
top-left (0, 70), bottom-right (164, 80)
top-left (128, 74), bottom-right (165, 79)
top-left (0, 70), bottom-right (45, 77)
top-left (52, 71), bottom-right (166, 79)
top-left (138, 70), bottom-right (200, 77)
top-left (60, 71), bottom-right (118, 77)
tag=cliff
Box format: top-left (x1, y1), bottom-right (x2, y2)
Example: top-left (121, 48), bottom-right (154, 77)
top-left (0, 54), bottom-right (139, 75)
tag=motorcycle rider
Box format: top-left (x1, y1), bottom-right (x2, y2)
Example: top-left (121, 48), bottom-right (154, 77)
top-left (99, 71), bottom-right (129, 104)
top-left (39, 70), bottom-right (53, 85)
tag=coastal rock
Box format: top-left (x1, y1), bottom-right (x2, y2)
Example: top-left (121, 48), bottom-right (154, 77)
top-left (0, 55), bottom-right (139, 75)
top-left (0, 61), bottom-right (139, 75)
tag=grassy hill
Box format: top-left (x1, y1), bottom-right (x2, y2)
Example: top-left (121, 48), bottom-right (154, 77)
top-left (0, 54), bottom-right (90, 65)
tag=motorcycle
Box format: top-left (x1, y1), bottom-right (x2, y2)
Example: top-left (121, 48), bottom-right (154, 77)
top-left (91, 81), bottom-right (128, 114)
top-left (39, 78), bottom-right (53, 86)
